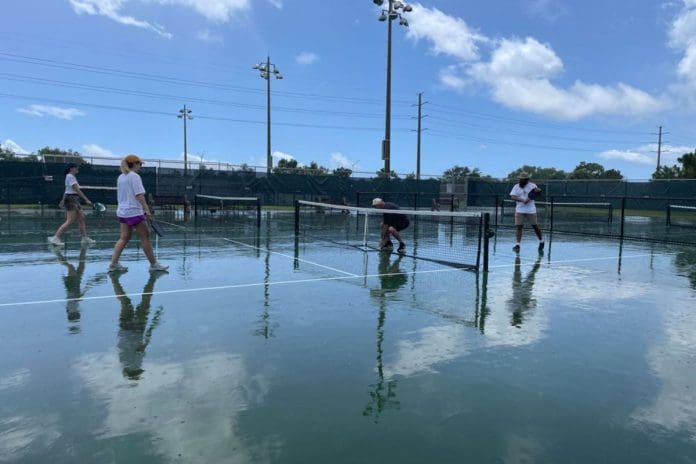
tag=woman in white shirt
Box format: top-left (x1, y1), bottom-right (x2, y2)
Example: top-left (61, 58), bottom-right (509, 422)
top-left (108, 154), bottom-right (168, 273)
top-left (48, 163), bottom-right (96, 246)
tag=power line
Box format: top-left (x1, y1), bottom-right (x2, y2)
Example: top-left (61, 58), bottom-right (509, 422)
top-left (427, 129), bottom-right (605, 153)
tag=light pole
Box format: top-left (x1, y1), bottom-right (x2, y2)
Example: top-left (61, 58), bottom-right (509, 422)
top-left (373, 0), bottom-right (412, 178)
top-left (178, 105), bottom-right (193, 177)
top-left (253, 57), bottom-right (283, 175)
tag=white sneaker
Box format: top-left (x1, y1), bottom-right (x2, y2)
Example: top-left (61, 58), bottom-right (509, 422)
top-left (81, 236), bottom-right (96, 246)
top-left (149, 262), bottom-right (169, 273)
top-left (108, 263), bottom-right (128, 273)
top-left (48, 236), bottom-right (64, 246)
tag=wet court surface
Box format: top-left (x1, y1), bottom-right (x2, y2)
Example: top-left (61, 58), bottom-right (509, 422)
top-left (1, 211), bottom-right (696, 463)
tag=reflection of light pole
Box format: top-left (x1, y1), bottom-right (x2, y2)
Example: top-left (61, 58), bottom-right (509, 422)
top-left (178, 105), bottom-right (193, 177)
top-left (253, 57), bottom-right (283, 175)
top-left (373, 0), bottom-right (412, 178)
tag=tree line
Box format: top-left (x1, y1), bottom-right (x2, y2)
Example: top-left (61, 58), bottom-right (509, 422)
top-left (2, 145), bottom-right (695, 180)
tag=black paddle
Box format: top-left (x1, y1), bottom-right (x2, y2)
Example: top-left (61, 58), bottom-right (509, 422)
top-left (148, 216), bottom-right (165, 237)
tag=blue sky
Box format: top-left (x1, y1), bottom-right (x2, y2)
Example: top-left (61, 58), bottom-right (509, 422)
top-left (1, 0), bottom-right (696, 179)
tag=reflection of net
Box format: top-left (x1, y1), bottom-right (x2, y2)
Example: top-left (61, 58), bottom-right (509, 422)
top-left (194, 195), bottom-right (260, 222)
top-left (667, 205), bottom-right (696, 228)
top-left (295, 200), bottom-right (489, 270)
top-left (81, 186), bottom-right (117, 205)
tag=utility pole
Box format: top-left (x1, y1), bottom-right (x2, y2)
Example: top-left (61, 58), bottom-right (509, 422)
top-left (413, 92), bottom-right (428, 182)
top-left (253, 57), bottom-right (283, 175)
top-left (653, 126), bottom-right (669, 172)
top-left (178, 105), bottom-right (193, 177)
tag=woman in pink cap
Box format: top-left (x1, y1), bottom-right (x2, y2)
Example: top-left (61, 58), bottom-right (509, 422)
top-left (108, 154), bottom-right (168, 273)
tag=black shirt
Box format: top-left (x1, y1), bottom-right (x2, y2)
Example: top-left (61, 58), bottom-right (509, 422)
top-left (382, 202), bottom-right (409, 228)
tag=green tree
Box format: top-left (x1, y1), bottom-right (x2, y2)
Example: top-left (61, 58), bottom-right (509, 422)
top-left (38, 147), bottom-right (87, 164)
top-left (506, 165), bottom-right (568, 181)
top-left (300, 161), bottom-right (329, 176)
top-left (443, 165), bottom-right (482, 182)
top-left (332, 167), bottom-right (353, 177)
top-left (569, 161), bottom-right (622, 180)
top-left (652, 165), bottom-right (682, 179)
top-left (405, 172), bottom-right (416, 180)
top-left (238, 163), bottom-right (255, 173)
top-left (0, 146), bottom-right (17, 161)
top-left (376, 168), bottom-right (399, 179)
top-left (273, 158), bottom-right (299, 174)
top-left (678, 152), bottom-right (696, 178)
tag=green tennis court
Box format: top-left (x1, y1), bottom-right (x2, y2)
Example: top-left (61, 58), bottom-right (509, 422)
top-left (1, 209), bottom-right (696, 463)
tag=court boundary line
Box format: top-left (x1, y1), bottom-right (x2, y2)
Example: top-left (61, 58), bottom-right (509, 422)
top-left (0, 252), bottom-right (667, 308)
top-left (221, 237), bottom-right (359, 277)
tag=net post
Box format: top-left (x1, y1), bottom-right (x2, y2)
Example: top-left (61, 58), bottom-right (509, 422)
top-left (256, 197), bottom-right (262, 228)
top-left (450, 194), bottom-right (455, 212)
top-left (194, 195), bottom-right (198, 218)
top-left (500, 197), bottom-right (505, 223)
top-left (666, 205), bottom-right (671, 225)
top-left (355, 192), bottom-right (360, 207)
top-left (549, 196), bottom-right (555, 234)
top-left (483, 212), bottom-right (491, 273)
top-left (294, 200), bottom-right (300, 236)
top-left (494, 195), bottom-right (499, 228)
top-left (619, 197), bottom-right (626, 240)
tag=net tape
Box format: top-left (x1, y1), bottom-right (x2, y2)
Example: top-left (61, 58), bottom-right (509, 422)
top-left (297, 200), bottom-right (484, 219)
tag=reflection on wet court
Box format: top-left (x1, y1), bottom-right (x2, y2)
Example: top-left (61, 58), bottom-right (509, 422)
top-left (1, 211), bottom-right (696, 463)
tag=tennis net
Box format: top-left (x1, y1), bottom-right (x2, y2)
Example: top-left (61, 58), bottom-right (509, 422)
top-left (294, 200), bottom-right (492, 271)
top-left (194, 194), bottom-right (261, 225)
top-left (666, 204), bottom-right (696, 228)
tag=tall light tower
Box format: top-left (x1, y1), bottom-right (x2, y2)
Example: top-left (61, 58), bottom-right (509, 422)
top-left (253, 57), bottom-right (283, 175)
top-left (373, 0), bottom-right (412, 178)
top-left (178, 105), bottom-right (193, 177)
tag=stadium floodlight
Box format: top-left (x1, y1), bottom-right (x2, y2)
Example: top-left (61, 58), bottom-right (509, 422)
top-left (372, 0), bottom-right (413, 177)
top-left (253, 57), bottom-right (283, 175)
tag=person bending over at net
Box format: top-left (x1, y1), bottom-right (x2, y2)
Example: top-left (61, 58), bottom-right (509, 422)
top-left (372, 198), bottom-right (409, 253)
top-left (108, 154), bottom-right (168, 274)
top-left (510, 172), bottom-right (544, 253)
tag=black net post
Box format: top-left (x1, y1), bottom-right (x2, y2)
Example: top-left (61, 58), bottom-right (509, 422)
top-left (619, 196), bottom-right (626, 240)
top-left (355, 192), bottom-right (360, 207)
top-left (494, 195), bottom-right (499, 228)
top-left (450, 194), bottom-right (455, 212)
top-left (413, 192), bottom-right (418, 210)
top-left (483, 213), bottom-right (491, 273)
top-left (666, 204), bottom-right (671, 225)
top-left (256, 198), bottom-right (262, 228)
top-left (549, 196), bottom-right (555, 234)
top-left (294, 200), bottom-right (300, 236)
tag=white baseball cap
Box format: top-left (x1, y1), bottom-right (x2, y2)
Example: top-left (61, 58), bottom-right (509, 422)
top-left (372, 198), bottom-right (384, 206)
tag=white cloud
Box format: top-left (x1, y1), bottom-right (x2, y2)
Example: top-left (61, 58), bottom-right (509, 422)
top-left (17, 105), bottom-right (86, 120)
top-left (69, 0), bottom-right (172, 38)
top-left (196, 28), bottom-right (223, 43)
top-left (599, 144), bottom-right (693, 165)
top-left (68, 0), bottom-right (251, 37)
top-left (329, 152), bottom-right (358, 169)
top-left (1, 139), bottom-right (29, 154)
top-left (267, 0), bottom-right (282, 9)
top-left (407, 3), bottom-right (488, 61)
top-left (82, 143), bottom-right (115, 158)
top-left (405, 6), bottom-right (662, 120)
top-left (670, 1), bottom-right (696, 87)
top-left (295, 51), bottom-right (319, 66)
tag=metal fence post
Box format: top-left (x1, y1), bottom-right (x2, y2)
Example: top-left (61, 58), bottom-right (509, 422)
top-left (294, 200), bottom-right (300, 235)
top-left (620, 196), bottom-right (626, 240)
top-left (483, 212), bottom-right (491, 273)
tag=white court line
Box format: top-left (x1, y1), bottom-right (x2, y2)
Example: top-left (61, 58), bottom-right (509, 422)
top-left (488, 252), bottom-right (661, 270)
top-left (155, 219), bottom-right (359, 277)
top-left (222, 238), bottom-right (359, 277)
top-left (0, 266), bottom-right (462, 308)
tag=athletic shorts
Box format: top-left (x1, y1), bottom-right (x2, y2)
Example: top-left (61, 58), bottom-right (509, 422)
top-left (64, 194), bottom-right (82, 211)
top-left (384, 219), bottom-right (409, 232)
top-left (119, 215), bottom-right (147, 227)
top-left (515, 213), bottom-right (538, 226)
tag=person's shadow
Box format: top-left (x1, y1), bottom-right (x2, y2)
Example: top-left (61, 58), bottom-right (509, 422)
top-left (52, 245), bottom-right (105, 333)
top-left (508, 254), bottom-right (542, 328)
top-left (110, 272), bottom-right (166, 380)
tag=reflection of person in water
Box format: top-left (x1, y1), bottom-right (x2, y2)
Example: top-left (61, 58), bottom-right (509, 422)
top-left (377, 250), bottom-right (407, 292)
top-left (508, 254), bottom-right (542, 328)
top-left (52, 245), bottom-right (104, 333)
top-left (364, 251), bottom-right (407, 422)
top-left (110, 272), bottom-right (165, 380)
